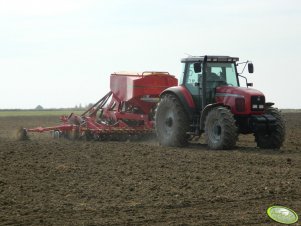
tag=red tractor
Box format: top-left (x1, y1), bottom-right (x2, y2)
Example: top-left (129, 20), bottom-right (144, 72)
top-left (155, 55), bottom-right (285, 149)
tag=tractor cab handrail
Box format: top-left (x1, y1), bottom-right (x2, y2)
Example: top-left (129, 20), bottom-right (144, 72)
top-left (141, 71), bottom-right (170, 76)
top-left (112, 71), bottom-right (172, 77)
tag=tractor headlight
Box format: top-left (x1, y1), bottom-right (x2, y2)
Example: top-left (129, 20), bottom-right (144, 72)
top-left (251, 96), bottom-right (265, 111)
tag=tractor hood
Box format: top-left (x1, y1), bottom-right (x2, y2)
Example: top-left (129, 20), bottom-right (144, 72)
top-left (215, 86), bottom-right (265, 115)
top-left (216, 86), bottom-right (264, 97)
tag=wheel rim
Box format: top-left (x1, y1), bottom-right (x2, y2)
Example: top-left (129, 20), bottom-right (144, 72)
top-left (210, 121), bottom-right (222, 143)
top-left (165, 117), bottom-right (173, 127)
top-left (162, 111), bottom-right (174, 136)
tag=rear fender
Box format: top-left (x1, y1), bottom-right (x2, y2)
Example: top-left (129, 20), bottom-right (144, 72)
top-left (160, 86), bottom-right (196, 120)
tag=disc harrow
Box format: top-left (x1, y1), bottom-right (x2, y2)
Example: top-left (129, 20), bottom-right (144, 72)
top-left (21, 71), bottom-right (177, 141)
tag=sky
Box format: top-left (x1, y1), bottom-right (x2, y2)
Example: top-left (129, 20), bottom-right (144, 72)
top-left (0, 0), bottom-right (300, 109)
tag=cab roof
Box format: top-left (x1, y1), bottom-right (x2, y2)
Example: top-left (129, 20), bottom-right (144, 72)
top-left (181, 55), bottom-right (239, 63)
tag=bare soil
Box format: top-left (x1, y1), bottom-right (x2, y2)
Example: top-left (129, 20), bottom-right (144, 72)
top-left (0, 113), bottom-right (300, 225)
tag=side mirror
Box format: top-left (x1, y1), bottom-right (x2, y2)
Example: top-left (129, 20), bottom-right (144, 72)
top-left (248, 63), bottom-right (254, 73)
top-left (193, 63), bottom-right (202, 73)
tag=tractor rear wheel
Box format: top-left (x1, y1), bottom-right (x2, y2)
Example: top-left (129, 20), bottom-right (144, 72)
top-left (255, 107), bottom-right (285, 149)
top-left (155, 94), bottom-right (189, 147)
top-left (205, 107), bottom-right (238, 150)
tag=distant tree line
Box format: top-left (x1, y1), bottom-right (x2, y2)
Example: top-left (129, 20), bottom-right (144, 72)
top-left (73, 103), bottom-right (94, 110)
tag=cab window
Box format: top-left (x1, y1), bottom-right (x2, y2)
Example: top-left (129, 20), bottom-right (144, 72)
top-left (185, 63), bottom-right (200, 85)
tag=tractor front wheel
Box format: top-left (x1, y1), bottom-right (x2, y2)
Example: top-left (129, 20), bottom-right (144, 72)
top-left (155, 94), bottom-right (190, 147)
top-left (254, 107), bottom-right (285, 149)
top-left (205, 107), bottom-right (238, 150)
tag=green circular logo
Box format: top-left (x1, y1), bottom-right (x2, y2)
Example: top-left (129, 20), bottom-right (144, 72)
top-left (267, 206), bottom-right (298, 224)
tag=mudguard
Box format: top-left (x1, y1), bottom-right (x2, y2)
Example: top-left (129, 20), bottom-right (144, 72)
top-left (160, 86), bottom-right (196, 120)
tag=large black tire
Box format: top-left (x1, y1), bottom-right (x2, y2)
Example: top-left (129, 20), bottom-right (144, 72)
top-left (255, 107), bottom-right (285, 149)
top-left (205, 107), bottom-right (238, 150)
top-left (155, 94), bottom-right (190, 147)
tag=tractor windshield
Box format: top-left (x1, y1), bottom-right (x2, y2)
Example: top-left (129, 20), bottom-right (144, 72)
top-left (207, 62), bottom-right (238, 86)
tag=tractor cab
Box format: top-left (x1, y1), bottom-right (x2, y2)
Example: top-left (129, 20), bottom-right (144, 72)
top-left (180, 56), bottom-right (242, 111)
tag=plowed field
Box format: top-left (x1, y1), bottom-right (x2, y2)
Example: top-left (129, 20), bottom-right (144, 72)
top-left (0, 113), bottom-right (300, 225)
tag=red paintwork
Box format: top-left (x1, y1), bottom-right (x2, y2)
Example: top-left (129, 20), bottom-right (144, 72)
top-left (178, 85), bottom-right (196, 108)
top-left (26, 71), bottom-right (177, 137)
top-left (110, 72), bottom-right (177, 101)
top-left (110, 72), bottom-right (177, 114)
top-left (215, 86), bottom-right (265, 115)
